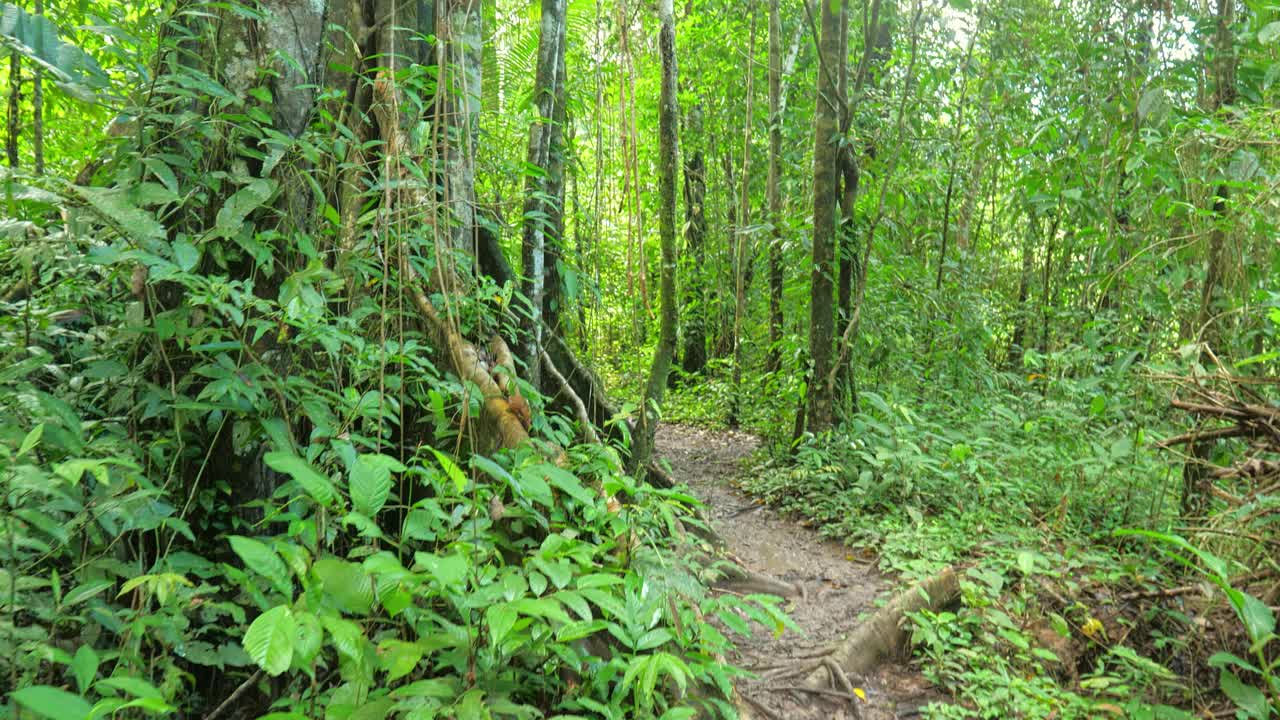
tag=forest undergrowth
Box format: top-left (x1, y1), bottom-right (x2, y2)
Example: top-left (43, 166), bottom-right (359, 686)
top-left (642, 286), bottom-right (1280, 719)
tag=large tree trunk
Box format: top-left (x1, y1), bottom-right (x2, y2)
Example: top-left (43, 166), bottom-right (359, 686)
top-left (629, 0), bottom-right (680, 477)
top-left (804, 0), bottom-right (845, 434)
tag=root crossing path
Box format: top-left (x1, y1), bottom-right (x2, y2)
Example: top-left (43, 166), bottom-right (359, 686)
top-left (656, 424), bottom-right (944, 720)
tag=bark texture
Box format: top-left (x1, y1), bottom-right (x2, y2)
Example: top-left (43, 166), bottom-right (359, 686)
top-left (521, 0), bottom-right (568, 390)
top-left (805, 0), bottom-right (845, 433)
top-left (630, 0), bottom-right (680, 476)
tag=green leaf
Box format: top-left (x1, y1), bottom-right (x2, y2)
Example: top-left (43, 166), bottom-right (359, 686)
top-left (292, 611), bottom-right (323, 668)
top-left (242, 605), bottom-right (296, 676)
top-left (264, 451), bottom-right (335, 506)
top-left (0, 3), bottom-right (106, 100)
top-left (62, 580), bottom-right (113, 607)
top-left (635, 628), bottom-right (673, 651)
top-left (70, 645), bottom-right (99, 694)
top-left (540, 464), bottom-right (597, 506)
top-left (17, 423), bottom-right (43, 457)
top-left (486, 604), bottom-right (518, 646)
top-left (513, 466), bottom-right (553, 508)
top-left (11, 686), bottom-right (93, 720)
top-left (432, 448), bottom-right (469, 493)
top-left (313, 556), bottom-right (374, 615)
top-left (1236, 591), bottom-right (1276, 645)
top-left (214, 179), bottom-right (277, 238)
top-left (95, 676), bottom-right (163, 699)
top-left (320, 615), bottom-right (365, 661)
top-left (1219, 670), bottom-right (1269, 719)
top-left (377, 639), bottom-right (424, 682)
top-left (351, 454), bottom-right (401, 517)
top-left (70, 187), bottom-right (165, 242)
top-left (416, 551), bottom-right (469, 589)
top-left (1260, 20), bottom-right (1280, 45)
top-left (228, 536), bottom-right (291, 595)
top-left (172, 238), bottom-right (200, 272)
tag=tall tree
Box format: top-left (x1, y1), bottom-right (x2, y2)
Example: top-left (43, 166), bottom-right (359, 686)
top-left (630, 0), bottom-right (680, 475)
top-left (681, 104), bottom-right (708, 375)
top-left (1195, 0), bottom-right (1237, 355)
top-left (521, 0), bottom-right (568, 390)
top-left (729, 0), bottom-right (756, 427)
top-left (765, 0), bottom-right (784, 374)
top-left (5, 44), bottom-right (18, 167)
top-left (804, 0), bottom-right (846, 433)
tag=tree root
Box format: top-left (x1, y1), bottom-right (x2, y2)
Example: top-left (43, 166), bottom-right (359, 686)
top-left (803, 567), bottom-right (958, 685)
top-left (746, 567), bottom-right (960, 716)
top-left (713, 564), bottom-right (803, 598)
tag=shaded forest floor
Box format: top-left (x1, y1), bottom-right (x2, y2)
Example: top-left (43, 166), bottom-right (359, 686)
top-left (656, 425), bottom-right (946, 719)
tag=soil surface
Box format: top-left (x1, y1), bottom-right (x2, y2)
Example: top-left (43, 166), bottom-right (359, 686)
top-left (656, 424), bottom-right (945, 720)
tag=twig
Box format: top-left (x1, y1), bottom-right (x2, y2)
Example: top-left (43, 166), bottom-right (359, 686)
top-left (766, 684), bottom-right (861, 701)
top-left (742, 693), bottom-right (784, 720)
top-left (203, 669), bottom-right (263, 720)
top-left (539, 348), bottom-right (600, 444)
top-left (1119, 570), bottom-right (1275, 601)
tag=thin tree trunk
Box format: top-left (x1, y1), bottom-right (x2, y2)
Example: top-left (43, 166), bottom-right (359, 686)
top-left (32, 0), bottom-right (43, 175)
top-left (681, 106), bottom-right (708, 375)
top-left (521, 0), bottom-right (568, 390)
top-left (1195, 0), bottom-right (1236, 355)
top-left (6, 50), bottom-right (19, 168)
top-left (1038, 208), bottom-right (1061, 354)
top-left (766, 0), bottom-right (784, 374)
top-left (730, 1), bottom-right (757, 427)
top-left (935, 34), bottom-right (976, 291)
top-left (630, 0), bottom-right (680, 477)
top-left (1184, 0), bottom-right (1238, 521)
top-left (1009, 214), bottom-right (1037, 367)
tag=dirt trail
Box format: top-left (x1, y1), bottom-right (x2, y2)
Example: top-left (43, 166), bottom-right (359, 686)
top-left (656, 424), bottom-right (943, 720)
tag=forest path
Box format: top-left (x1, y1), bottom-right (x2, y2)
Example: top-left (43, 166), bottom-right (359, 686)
top-left (656, 424), bottom-right (943, 720)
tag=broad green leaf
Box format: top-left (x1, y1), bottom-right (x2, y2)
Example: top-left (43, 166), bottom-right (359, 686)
top-left (1219, 670), bottom-right (1269, 719)
top-left (214, 179), bottom-right (277, 237)
top-left (242, 605), bottom-right (295, 676)
top-left (70, 645), bottom-right (99, 694)
top-left (312, 556), bottom-right (374, 614)
top-left (227, 536), bottom-right (290, 594)
top-left (11, 685), bottom-right (93, 720)
top-left (264, 451), bottom-right (335, 506)
top-left (1260, 20), bottom-right (1280, 44)
top-left (172, 238), bottom-right (200, 272)
top-left (319, 615), bottom-right (365, 661)
top-left (635, 628), bottom-right (673, 651)
top-left (350, 453), bottom-right (401, 517)
top-left (540, 464), bottom-right (597, 506)
top-left (70, 187), bottom-right (165, 242)
top-left (377, 639), bottom-right (424, 682)
top-left (0, 3), bottom-right (106, 100)
top-left (1236, 591), bottom-right (1276, 644)
top-left (415, 551), bottom-right (469, 589)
